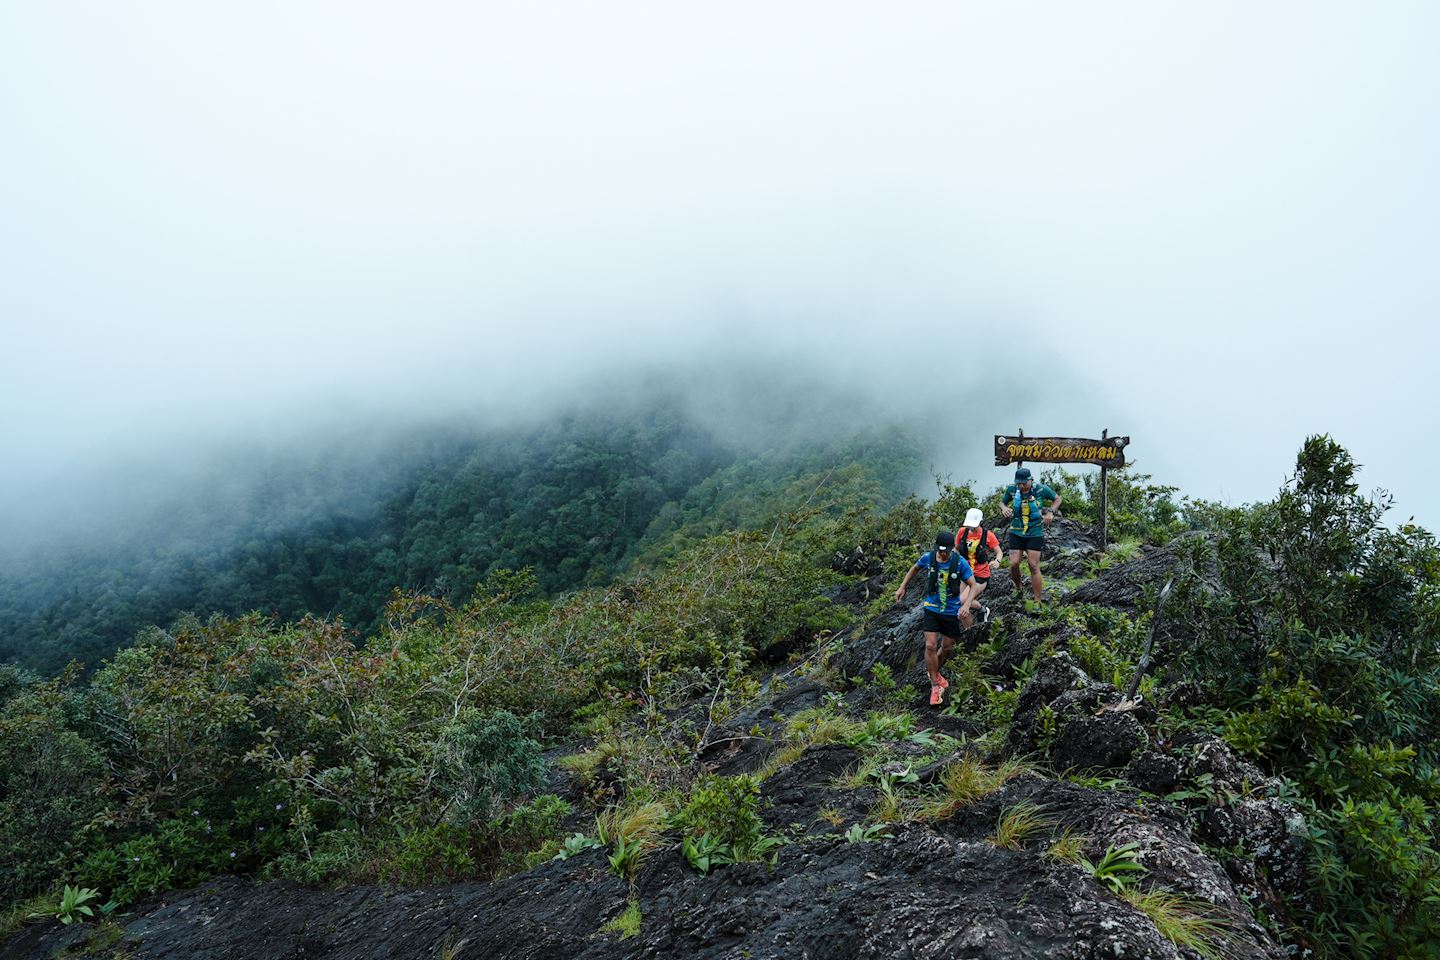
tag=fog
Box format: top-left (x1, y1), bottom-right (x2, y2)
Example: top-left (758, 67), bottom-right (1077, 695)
top-left (3, 1), bottom-right (1438, 537)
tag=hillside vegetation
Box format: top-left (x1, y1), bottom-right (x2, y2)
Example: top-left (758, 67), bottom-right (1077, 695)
top-left (0, 409), bottom-right (920, 675)
top-left (2, 436), bottom-right (1436, 959)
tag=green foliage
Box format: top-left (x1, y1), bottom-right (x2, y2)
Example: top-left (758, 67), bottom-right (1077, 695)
top-left (1119, 887), bottom-right (1236, 960)
top-left (1078, 842), bottom-right (1147, 893)
top-left (677, 776), bottom-right (763, 850)
top-left (555, 832), bottom-right (604, 861)
top-left (53, 885), bottom-right (102, 925)
top-left (596, 801), bottom-right (667, 880)
top-left (680, 832), bottom-right (729, 874)
top-left (1166, 436), bottom-right (1440, 957)
top-left (991, 800), bottom-right (1054, 850)
top-left (1045, 828), bottom-right (1089, 864)
top-left (433, 710), bottom-right (548, 824)
top-left (0, 412), bottom-right (923, 677)
top-left (1019, 467), bottom-right (1188, 544)
top-left (600, 899), bottom-right (642, 939)
top-left (0, 670), bottom-right (108, 903)
top-left (844, 823), bottom-right (892, 843)
top-left (917, 756), bottom-right (1025, 822)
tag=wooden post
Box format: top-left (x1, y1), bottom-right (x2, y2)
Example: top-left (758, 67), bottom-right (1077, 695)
top-left (1099, 428), bottom-right (1109, 551)
top-left (1016, 427), bottom-right (1024, 468)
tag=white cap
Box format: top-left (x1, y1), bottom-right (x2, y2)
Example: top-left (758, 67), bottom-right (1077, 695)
top-left (963, 508), bottom-right (984, 528)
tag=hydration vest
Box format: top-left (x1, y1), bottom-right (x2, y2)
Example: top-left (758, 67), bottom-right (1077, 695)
top-left (1013, 489), bottom-right (1043, 535)
top-left (960, 527), bottom-right (992, 567)
top-left (925, 553), bottom-right (965, 609)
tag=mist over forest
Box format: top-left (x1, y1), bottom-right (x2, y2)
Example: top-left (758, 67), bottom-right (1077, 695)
top-left (0, 360), bottom-right (959, 674)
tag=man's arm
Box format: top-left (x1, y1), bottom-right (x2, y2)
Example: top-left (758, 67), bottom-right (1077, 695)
top-left (894, 563), bottom-right (921, 603)
top-left (1045, 491), bottom-right (1063, 519)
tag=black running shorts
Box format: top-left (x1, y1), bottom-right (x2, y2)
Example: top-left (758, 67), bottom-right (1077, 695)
top-left (921, 609), bottom-right (962, 639)
top-left (1007, 533), bottom-right (1045, 553)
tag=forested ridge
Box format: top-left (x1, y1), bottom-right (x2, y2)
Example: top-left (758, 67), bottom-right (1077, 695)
top-left (0, 408), bottom-right (922, 676)
top-left (2, 433), bottom-right (1437, 959)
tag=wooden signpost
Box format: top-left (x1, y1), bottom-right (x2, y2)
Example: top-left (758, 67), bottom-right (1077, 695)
top-left (993, 428), bottom-right (1130, 549)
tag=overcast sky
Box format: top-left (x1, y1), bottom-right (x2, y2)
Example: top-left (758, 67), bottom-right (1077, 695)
top-left (3, 1), bottom-right (1437, 530)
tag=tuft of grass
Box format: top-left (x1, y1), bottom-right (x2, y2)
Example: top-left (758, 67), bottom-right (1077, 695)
top-left (916, 756), bottom-right (1025, 822)
top-left (786, 706), bottom-right (867, 747)
top-left (990, 799), bottom-right (1055, 850)
top-left (1, 892), bottom-right (55, 940)
top-left (596, 801), bottom-right (668, 879)
top-left (1045, 827), bottom-right (1089, 864)
top-left (1120, 887), bottom-right (1236, 960)
top-left (816, 806), bottom-right (845, 827)
top-left (599, 899), bottom-right (642, 940)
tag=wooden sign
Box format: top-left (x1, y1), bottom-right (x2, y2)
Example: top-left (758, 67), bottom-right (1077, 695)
top-left (994, 434), bottom-right (1128, 468)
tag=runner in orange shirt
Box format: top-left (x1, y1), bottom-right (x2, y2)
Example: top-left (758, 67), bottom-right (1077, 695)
top-left (955, 507), bottom-right (1001, 625)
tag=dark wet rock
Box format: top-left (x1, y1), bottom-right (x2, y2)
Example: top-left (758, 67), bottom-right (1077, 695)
top-left (1198, 797), bottom-right (1312, 911)
top-left (986, 621), bottom-right (1075, 680)
top-left (1049, 711), bottom-right (1147, 773)
top-left (931, 776), bottom-right (1284, 958)
top-left (1124, 750), bottom-right (1185, 795)
top-left (1010, 652), bottom-right (1092, 734)
top-left (1006, 654), bottom-right (1147, 772)
top-left (1064, 535), bottom-right (1210, 612)
top-left (1187, 736), bottom-right (1273, 794)
top-left (759, 744), bottom-right (871, 835)
top-left (6, 812), bottom-right (1288, 960)
top-left (831, 545), bottom-right (886, 577)
top-left (836, 598), bottom-right (926, 680)
top-left (826, 574), bottom-right (889, 609)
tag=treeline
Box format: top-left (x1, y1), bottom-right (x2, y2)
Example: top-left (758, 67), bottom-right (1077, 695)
top-left (0, 409), bottom-right (923, 675)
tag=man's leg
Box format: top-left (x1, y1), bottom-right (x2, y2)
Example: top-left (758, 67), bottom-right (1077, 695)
top-left (1027, 549), bottom-right (1044, 601)
top-left (967, 579), bottom-right (990, 621)
top-left (924, 631), bottom-right (941, 683)
top-left (937, 634), bottom-right (957, 671)
top-left (1009, 549), bottom-right (1024, 594)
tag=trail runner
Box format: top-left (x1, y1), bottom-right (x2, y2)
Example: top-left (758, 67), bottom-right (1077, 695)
top-left (894, 530), bottom-right (979, 705)
top-left (1002, 467), bottom-right (1062, 603)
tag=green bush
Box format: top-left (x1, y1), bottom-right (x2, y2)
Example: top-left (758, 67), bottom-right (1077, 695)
top-left (0, 677), bottom-right (108, 902)
top-left (1167, 437), bottom-right (1440, 957)
top-left (433, 710), bottom-right (548, 824)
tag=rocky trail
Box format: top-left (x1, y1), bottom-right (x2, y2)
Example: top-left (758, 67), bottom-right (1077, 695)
top-left (5, 519), bottom-right (1310, 960)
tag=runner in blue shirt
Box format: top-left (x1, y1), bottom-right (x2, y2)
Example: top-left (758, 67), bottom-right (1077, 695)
top-left (1002, 466), bottom-right (1063, 602)
top-left (894, 530), bottom-right (979, 705)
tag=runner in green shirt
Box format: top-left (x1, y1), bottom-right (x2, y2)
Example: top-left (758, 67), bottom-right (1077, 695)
top-left (1002, 466), bottom-right (1062, 602)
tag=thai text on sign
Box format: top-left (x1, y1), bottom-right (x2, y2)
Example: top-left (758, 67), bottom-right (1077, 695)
top-left (993, 435), bottom-right (1129, 468)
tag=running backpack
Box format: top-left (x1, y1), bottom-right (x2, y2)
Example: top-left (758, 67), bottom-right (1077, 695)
top-left (960, 527), bottom-right (992, 567)
top-left (925, 553), bottom-right (965, 601)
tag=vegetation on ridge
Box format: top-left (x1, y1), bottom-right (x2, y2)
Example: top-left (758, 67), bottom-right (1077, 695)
top-left (0, 433), bottom-right (1436, 958)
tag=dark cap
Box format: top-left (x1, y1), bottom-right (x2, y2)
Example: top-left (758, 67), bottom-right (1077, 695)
top-left (934, 530), bottom-right (956, 549)
top-left (1014, 467), bottom-right (1033, 482)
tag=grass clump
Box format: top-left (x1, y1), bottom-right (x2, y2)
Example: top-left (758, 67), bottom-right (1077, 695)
top-left (596, 801), bottom-right (668, 880)
top-left (916, 756), bottom-right (1025, 822)
top-left (990, 800), bottom-right (1054, 850)
top-left (1045, 827), bottom-right (1089, 864)
top-left (599, 899), bottom-right (642, 940)
top-left (1120, 888), bottom-right (1236, 960)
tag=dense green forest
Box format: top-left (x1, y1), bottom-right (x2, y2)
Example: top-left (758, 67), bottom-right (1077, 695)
top-left (0, 407), bottom-right (922, 675)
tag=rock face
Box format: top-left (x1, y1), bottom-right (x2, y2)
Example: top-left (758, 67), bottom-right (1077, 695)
top-left (6, 523), bottom-right (1308, 960)
top-left (8, 809), bottom-right (1284, 960)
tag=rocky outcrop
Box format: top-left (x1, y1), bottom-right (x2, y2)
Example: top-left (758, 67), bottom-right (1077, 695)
top-left (9, 804), bottom-right (1287, 960)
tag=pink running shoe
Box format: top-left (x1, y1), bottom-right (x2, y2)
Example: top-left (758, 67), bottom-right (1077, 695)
top-left (929, 684), bottom-right (944, 706)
